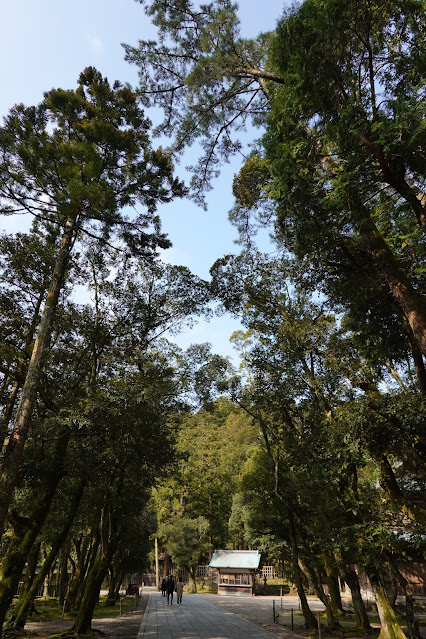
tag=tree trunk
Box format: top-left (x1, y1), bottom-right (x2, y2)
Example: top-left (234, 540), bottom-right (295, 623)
top-left (12, 479), bottom-right (85, 629)
top-left (0, 380), bottom-right (20, 450)
top-left (19, 541), bottom-right (40, 600)
top-left (340, 563), bottom-right (372, 632)
top-left (163, 551), bottom-right (170, 578)
top-left (288, 514), bottom-right (317, 629)
top-left (390, 563), bottom-right (421, 639)
top-left (374, 453), bottom-right (426, 526)
top-left (57, 539), bottom-right (71, 607)
top-left (0, 288), bottom-right (46, 448)
top-left (114, 571), bottom-right (125, 600)
top-left (188, 566), bottom-right (197, 593)
top-left (0, 218), bottom-right (76, 536)
top-left (323, 554), bottom-right (344, 615)
top-left (71, 557), bottom-right (108, 634)
top-left (369, 571), bottom-right (407, 639)
top-left (74, 532), bottom-right (101, 612)
top-left (302, 557), bottom-right (337, 629)
top-left (106, 567), bottom-right (120, 606)
top-left (355, 207), bottom-right (426, 358)
top-left (71, 538), bottom-right (118, 634)
top-left (0, 430), bottom-right (71, 635)
top-left (64, 534), bottom-right (91, 613)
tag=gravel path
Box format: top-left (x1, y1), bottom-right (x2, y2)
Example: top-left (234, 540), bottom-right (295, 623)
top-left (200, 594), bottom-right (319, 639)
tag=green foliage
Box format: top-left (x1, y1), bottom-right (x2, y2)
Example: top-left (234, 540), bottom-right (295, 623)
top-left (152, 398), bottom-right (258, 550)
top-left (125, 0), bottom-right (278, 202)
top-left (0, 66), bottom-right (186, 255)
top-left (158, 515), bottom-right (212, 571)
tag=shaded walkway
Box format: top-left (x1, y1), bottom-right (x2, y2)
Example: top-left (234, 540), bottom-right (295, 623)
top-left (137, 592), bottom-right (281, 639)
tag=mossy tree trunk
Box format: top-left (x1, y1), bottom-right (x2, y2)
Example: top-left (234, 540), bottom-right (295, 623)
top-left (0, 430), bottom-right (71, 635)
top-left (18, 541), bottom-right (40, 600)
top-left (64, 534), bottom-right (92, 613)
top-left (106, 567), bottom-right (122, 606)
top-left (369, 572), bottom-right (407, 639)
top-left (0, 288), bottom-right (47, 447)
top-left (302, 557), bottom-right (338, 629)
top-left (187, 566), bottom-right (197, 593)
top-left (0, 218), bottom-right (76, 536)
top-left (12, 479), bottom-right (85, 629)
top-left (323, 555), bottom-right (344, 616)
top-left (74, 533), bottom-right (101, 612)
top-left (288, 514), bottom-right (317, 629)
top-left (71, 536), bottom-right (119, 634)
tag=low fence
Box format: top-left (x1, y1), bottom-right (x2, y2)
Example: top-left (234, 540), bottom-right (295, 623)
top-left (142, 565), bottom-right (285, 586)
top-left (261, 566), bottom-right (286, 579)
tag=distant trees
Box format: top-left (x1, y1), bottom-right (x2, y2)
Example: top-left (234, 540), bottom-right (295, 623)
top-left (158, 516), bottom-right (211, 592)
top-left (151, 397), bottom-right (258, 589)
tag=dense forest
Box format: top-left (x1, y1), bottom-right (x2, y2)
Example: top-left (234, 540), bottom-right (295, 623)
top-left (0, 1), bottom-right (425, 639)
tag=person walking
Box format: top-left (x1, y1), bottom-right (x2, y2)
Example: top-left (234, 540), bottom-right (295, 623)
top-left (166, 575), bottom-right (175, 604)
top-left (176, 577), bottom-right (184, 605)
top-left (161, 577), bottom-right (167, 597)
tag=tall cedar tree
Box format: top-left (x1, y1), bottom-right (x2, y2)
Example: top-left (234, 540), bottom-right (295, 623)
top-left (0, 67), bottom-right (185, 535)
top-left (125, 0), bottom-right (426, 357)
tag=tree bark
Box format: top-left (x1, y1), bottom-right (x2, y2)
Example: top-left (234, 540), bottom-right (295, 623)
top-left (188, 566), bottom-right (197, 593)
top-left (0, 217), bottom-right (76, 536)
top-left (302, 557), bottom-right (337, 629)
top-left (71, 533), bottom-right (119, 634)
top-left (18, 541), bottom-right (40, 600)
top-left (12, 479), bottom-right (85, 629)
top-left (288, 514), bottom-right (317, 629)
top-left (369, 571), bottom-right (407, 639)
top-left (57, 539), bottom-right (71, 607)
top-left (74, 532), bottom-right (101, 612)
top-left (64, 533), bottom-right (92, 613)
top-left (0, 430), bottom-right (70, 634)
top-left (389, 562), bottom-right (421, 639)
top-left (340, 563), bottom-right (372, 632)
top-left (323, 554), bottom-right (344, 615)
top-left (355, 207), bottom-right (426, 358)
top-left (373, 453), bottom-right (426, 526)
top-left (0, 287), bottom-right (46, 448)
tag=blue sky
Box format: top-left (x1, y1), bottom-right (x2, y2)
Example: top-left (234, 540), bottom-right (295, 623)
top-left (0, 0), bottom-right (288, 360)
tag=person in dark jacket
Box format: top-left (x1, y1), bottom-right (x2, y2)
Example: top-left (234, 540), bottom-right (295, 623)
top-left (161, 578), bottom-right (167, 596)
top-left (166, 575), bottom-right (175, 604)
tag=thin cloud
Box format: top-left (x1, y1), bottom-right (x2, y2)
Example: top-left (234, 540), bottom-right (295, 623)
top-left (86, 34), bottom-right (104, 57)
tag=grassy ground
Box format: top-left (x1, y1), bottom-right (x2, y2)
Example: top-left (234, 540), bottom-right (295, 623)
top-left (8, 595), bottom-right (141, 623)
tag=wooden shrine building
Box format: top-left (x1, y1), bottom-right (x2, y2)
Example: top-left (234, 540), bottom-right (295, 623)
top-left (209, 550), bottom-right (261, 596)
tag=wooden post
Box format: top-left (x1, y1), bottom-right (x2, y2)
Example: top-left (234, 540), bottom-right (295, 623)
top-left (317, 612), bottom-right (321, 639)
top-left (155, 536), bottom-right (159, 591)
top-left (273, 599), bottom-right (276, 623)
top-left (291, 608), bottom-right (294, 631)
top-left (120, 598), bottom-right (123, 616)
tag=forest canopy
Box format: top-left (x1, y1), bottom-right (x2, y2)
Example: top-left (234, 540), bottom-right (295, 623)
top-left (0, 1), bottom-right (425, 639)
